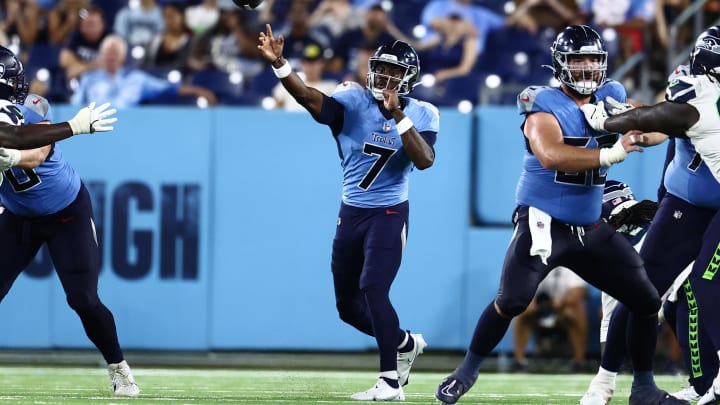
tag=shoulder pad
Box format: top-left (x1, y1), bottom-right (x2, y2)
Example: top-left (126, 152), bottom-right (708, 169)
top-left (666, 76), bottom-right (697, 104)
top-left (667, 64), bottom-right (690, 82)
top-left (332, 81), bottom-right (365, 95)
top-left (409, 98), bottom-right (440, 133)
top-left (517, 85), bottom-right (554, 114)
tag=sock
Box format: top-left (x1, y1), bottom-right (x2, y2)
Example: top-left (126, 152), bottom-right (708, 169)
top-left (590, 366), bottom-right (617, 390)
top-left (455, 350), bottom-right (483, 381)
top-left (632, 371), bottom-right (657, 390)
top-left (398, 331), bottom-right (414, 353)
top-left (379, 371), bottom-right (399, 389)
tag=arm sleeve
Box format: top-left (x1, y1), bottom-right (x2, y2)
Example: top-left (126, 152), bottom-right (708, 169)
top-left (311, 94), bottom-right (345, 136)
top-left (604, 102), bottom-right (697, 138)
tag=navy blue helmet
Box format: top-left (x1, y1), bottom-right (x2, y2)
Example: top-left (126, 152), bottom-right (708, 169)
top-left (0, 46), bottom-right (28, 104)
top-left (601, 180), bottom-right (636, 221)
top-left (367, 41), bottom-right (420, 101)
top-left (690, 25), bottom-right (720, 80)
top-left (550, 25), bottom-right (607, 95)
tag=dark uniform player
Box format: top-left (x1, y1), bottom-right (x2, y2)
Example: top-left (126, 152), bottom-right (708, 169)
top-left (581, 25), bottom-right (720, 405)
top-left (435, 25), bottom-right (687, 405)
top-left (0, 46), bottom-right (118, 151)
top-left (0, 94), bottom-right (140, 397)
top-left (258, 25), bottom-right (436, 401)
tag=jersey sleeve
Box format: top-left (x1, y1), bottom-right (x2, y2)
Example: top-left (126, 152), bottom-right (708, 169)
top-left (412, 100), bottom-right (440, 134)
top-left (597, 79), bottom-right (628, 103)
top-left (331, 81), bottom-right (365, 112)
top-left (666, 76), bottom-right (697, 104)
top-left (0, 100), bottom-right (24, 125)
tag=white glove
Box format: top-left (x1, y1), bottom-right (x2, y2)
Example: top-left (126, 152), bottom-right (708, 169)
top-left (598, 138), bottom-right (627, 167)
top-left (605, 96), bottom-right (634, 115)
top-left (68, 102), bottom-right (118, 135)
top-left (580, 101), bottom-right (609, 131)
top-left (0, 147), bottom-right (21, 171)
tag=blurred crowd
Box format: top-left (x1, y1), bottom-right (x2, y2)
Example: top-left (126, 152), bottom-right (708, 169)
top-left (3, 0), bottom-right (720, 108)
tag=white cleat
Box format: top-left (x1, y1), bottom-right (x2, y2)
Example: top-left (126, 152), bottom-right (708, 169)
top-left (580, 388), bottom-right (614, 405)
top-left (108, 360), bottom-right (140, 397)
top-left (672, 385), bottom-right (701, 402)
top-left (351, 378), bottom-right (405, 401)
top-left (397, 333), bottom-right (427, 386)
top-left (699, 385), bottom-right (720, 405)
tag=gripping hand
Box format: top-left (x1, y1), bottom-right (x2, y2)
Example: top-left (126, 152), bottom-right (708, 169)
top-left (605, 96), bottom-right (634, 115)
top-left (580, 101), bottom-right (609, 131)
top-left (0, 147), bottom-right (20, 171)
top-left (68, 102), bottom-right (118, 135)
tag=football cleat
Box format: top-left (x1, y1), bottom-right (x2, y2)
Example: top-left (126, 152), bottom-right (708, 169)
top-left (397, 333), bottom-right (427, 386)
top-left (699, 384), bottom-right (720, 405)
top-left (435, 373), bottom-right (476, 404)
top-left (629, 386), bottom-right (690, 405)
top-left (671, 384), bottom-right (701, 402)
top-left (350, 378), bottom-right (404, 401)
top-left (108, 360), bottom-right (140, 397)
top-left (580, 390), bottom-right (611, 405)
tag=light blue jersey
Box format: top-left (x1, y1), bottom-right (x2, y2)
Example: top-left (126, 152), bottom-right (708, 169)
top-left (0, 102), bottom-right (81, 217)
top-left (515, 80), bottom-right (626, 225)
top-left (331, 82), bottom-right (440, 208)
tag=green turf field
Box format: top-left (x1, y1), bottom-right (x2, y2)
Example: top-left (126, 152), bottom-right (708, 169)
top-left (0, 366), bottom-right (690, 404)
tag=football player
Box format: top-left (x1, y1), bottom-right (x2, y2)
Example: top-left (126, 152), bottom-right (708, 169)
top-left (581, 25), bottom-right (720, 405)
top-left (435, 25), bottom-right (687, 405)
top-left (258, 25), bottom-right (436, 400)
top-left (0, 94), bottom-right (140, 397)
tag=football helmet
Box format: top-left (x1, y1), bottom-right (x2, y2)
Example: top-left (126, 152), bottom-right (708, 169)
top-left (550, 25), bottom-right (607, 95)
top-left (601, 180), bottom-right (636, 221)
top-left (690, 25), bottom-right (720, 81)
top-left (0, 46), bottom-right (28, 104)
top-left (366, 41), bottom-right (419, 101)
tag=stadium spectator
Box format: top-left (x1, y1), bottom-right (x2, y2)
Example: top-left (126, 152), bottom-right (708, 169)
top-left (59, 5), bottom-right (109, 81)
top-left (419, 0), bottom-right (505, 55)
top-left (185, 0), bottom-right (220, 35)
top-left (113, 0), bottom-right (164, 53)
top-left (47, 0), bottom-right (90, 45)
top-left (71, 35), bottom-right (217, 108)
top-left (272, 1), bottom-right (330, 65)
top-left (259, 24), bottom-right (435, 401)
top-left (511, 266), bottom-right (588, 373)
top-left (506, 0), bottom-right (582, 34)
top-left (272, 40), bottom-right (338, 111)
top-left (186, 6), bottom-right (263, 77)
top-left (1, 0), bottom-right (45, 56)
top-left (327, 1), bottom-right (410, 75)
top-left (308, 0), bottom-right (364, 39)
top-left (341, 39), bottom-right (378, 87)
top-left (142, 2), bottom-right (194, 73)
top-left (415, 13), bottom-right (479, 84)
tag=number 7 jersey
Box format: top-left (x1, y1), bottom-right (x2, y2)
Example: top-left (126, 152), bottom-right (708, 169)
top-left (331, 82), bottom-right (439, 208)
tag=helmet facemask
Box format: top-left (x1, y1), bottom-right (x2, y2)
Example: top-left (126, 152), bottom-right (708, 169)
top-left (366, 58), bottom-right (417, 101)
top-left (0, 74), bottom-right (28, 104)
top-left (553, 50), bottom-right (607, 95)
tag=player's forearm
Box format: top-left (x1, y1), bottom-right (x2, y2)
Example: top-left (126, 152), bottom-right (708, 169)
top-left (274, 56), bottom-right (323, 113)
top-left (392, 110), bottom-right (434, 169)
top-left (605, 104), bottom-right (696, 137)
top-left (0, 123), bottom-right (73, 149)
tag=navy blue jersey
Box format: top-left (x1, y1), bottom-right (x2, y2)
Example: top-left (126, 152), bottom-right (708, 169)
top-left (330, 82), bottom-right (440, 208)
top-left (515, 80), bottom-right (626, 224)
top-left (0, 104), bottom-right (81, 216)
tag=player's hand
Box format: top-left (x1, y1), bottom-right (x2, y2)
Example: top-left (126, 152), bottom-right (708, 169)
top-left (580, 101), bottom-right (609, 131)
top-left (621, 130), bottom-right (648, 150)
top-left (0, 147), bottom-right (20, 171)
top-left (68, 102), bottom-right (118, 135)
top-left (382, 88), bottom-right (400, 111)
top-left (605, 96), bottom-right (634, 116)
top-left (258, 24), bottom-right (285, 63)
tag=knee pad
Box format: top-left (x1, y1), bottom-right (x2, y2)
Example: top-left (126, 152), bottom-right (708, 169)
top-left (495, 297), bottom-right (529, 318)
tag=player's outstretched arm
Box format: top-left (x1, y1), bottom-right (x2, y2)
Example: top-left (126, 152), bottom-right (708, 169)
top-left (258, 24), bottom-right (325, 116)
top-left (0, 102), bottom-right (118, 149)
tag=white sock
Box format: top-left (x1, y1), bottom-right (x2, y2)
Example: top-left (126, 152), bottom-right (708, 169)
top-left (379, 370), bottom-right (398, 381)
top-left (590, 367), bottom-right (617, 390)
top-left (397, 331), bottom-right (409, 350)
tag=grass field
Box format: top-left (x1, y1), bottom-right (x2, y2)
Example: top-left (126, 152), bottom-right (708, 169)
top-left (0, 366), bottom-right (690, 404)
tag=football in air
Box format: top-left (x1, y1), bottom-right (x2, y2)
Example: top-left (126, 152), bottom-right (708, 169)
top-left (232, 0), bottom-right (263, 9)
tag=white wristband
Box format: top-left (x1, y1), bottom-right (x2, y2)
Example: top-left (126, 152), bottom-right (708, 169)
top-left (598, 138), bottom-right (627, 167)
top-left (395, 117), bottom-right (414, 134)
top-left (272, 61), bottom-right (292, 79)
